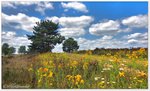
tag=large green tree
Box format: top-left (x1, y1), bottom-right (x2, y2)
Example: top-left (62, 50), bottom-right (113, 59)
top-left (62, 38), bottom-right (79, 53)
top-left (27, 20), bottom-right (65, 53)
top-left (18, 46), bottom-right (26, 54)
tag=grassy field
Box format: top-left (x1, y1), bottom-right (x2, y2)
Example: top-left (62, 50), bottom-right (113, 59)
top-left (2, 48), bottom-right (148, 89)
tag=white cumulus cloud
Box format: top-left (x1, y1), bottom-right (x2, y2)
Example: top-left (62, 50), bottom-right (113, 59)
top-left (48, 15), bottom-right (93, 28)
top-left (2, 1), bottom-right (54, 15)
top-left (35, 2), bottom-right (54, 15)
top-left (46, 15), bottom-right (93, 37)
top-left (123, 32), bottom-right (148, 47)
top-left (128, 39), bottom-right (138, 44)
top-left (89, 20), bottom-right (120, 36)
top-left (2, 13), bottom-right (40, 32)
top-left (122, 14), bottom-right (148, 28)
top-left (75, 37), bottom-right (129, 50)
top-left (59, 28), bottom-right (85, 37)
top-left (61, 2), bottom-right (88, 13)
top-left (124, 32), bottom-right (148, 40)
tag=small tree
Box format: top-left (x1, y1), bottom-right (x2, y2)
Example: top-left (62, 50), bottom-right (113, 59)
top-left (2, 43), bottom-right (16, 55)
top-left (18, 46), bottom-right (26, 54)
top-left (27, 20), bottom-right (65, 53)
top-left (2, 43), bottom-right (9, 55)
top-left (63, 38), bottom-right (79, 53)
top-left (9, 47), bottom-right (16, 55)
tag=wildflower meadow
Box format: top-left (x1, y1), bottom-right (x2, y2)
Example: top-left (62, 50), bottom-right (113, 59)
top-left (27, 48), bottom-right (148, 89)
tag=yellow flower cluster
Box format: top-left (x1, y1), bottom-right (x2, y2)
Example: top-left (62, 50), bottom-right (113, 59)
top-left (111, 56), bottom-right (120, 63)
top-left (66, 74), bottom-right (84, 85)
top-left (70, 61), bottom-right (78, 68)
top-left (138, 48), bottom-right (145, 54)
top-left (127, 48), bottom-right (146, 59)
top-left (38, 67), bottom-right (53, 78)
top-left (38, 67), bottom-right (48, 72)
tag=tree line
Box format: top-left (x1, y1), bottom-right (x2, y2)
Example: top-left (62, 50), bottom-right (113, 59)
top-left (2, 44), bottom-right (27, 55)
top-left (2, 20), bottom-right (79, 56)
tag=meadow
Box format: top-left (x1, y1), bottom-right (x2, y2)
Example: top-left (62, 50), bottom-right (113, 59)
top-left (2, 48), bottom-right (148, 89)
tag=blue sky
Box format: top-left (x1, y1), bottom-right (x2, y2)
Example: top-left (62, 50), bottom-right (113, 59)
top-left (1, 1), bottom-right (148, 52)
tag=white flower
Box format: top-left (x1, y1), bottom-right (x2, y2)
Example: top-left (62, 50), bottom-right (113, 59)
top-left (103, 68), bottom-right (111, 71)
top-left (107, 82), bottom-right (110, 84)
top-left (94, 77), bottom-right (100, 81)
top-left (109, 65), bottom-right (113, 68)
top-left (121, 63), bottom-right (125, 66)
top-left (101, 81), bottom-right (105, 84)
top-left (101, 78), bottom-right (105, 80)
top-left (112, 81), bottom-right (116, 84)
top-left (107, 68), bottom-right (111, 70)
top-left (101, 71), bottom-right (104, 73)
top-left (103, 68), bottom-right (107, 71)
top-left (119, 68), bottom-right (124, 71)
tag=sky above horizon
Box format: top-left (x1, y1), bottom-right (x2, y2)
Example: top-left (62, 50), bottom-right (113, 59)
top-left (1, 1), bottom-right (148, 53)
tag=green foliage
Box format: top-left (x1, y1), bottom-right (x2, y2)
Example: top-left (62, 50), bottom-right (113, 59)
top-left (18, 46), bottom-right (26, 54)
top-left (9, 47), bottom-right (16, 55)
top-left (27, 20), bottom-right (65, 53)
top-left (63, 38), bottom-right (79, 53)
top-left (2, 43), bottom-right (9, 55)
top-left (2, 43), bottom-right (16, 55)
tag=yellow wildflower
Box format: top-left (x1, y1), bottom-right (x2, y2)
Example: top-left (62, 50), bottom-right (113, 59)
top-left (75, 81), bottom-right (78, 85)
top-left (66, 75), bottom-right (73, 80)
top-left (43, 74), bottom-right (47, 77)
top-left (68, 76), bottom-right (73, 80)
top-left (75, 74), bottom-right (81, 82)
top-left (48, 71), bottom-right (53, 78)
top-left (43, 68), bottom-right (48, 72)
top-left (71, 61), bottom-right (78, 67)
top-left (119, 71), bottom-right (125, 77)
top-left (66, 75), bottom-right (71, 79)
top-left (38, 79), bottom-right (41, 84)
top-left (80, 79), bottom-right (84, 84)
top-left (137, 71), bottom-right (146, 78)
